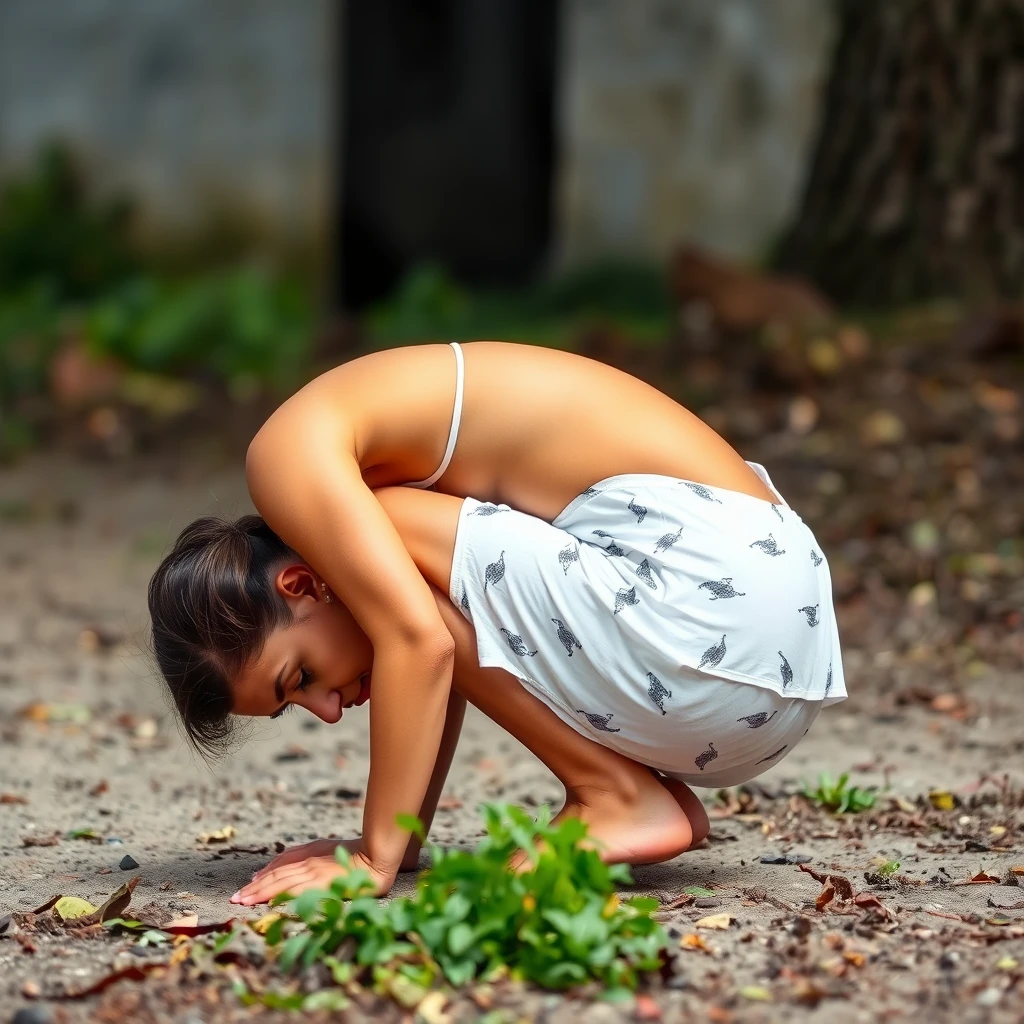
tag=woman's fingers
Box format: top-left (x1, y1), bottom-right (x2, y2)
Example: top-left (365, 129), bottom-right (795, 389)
top-left (232, 866), bottom-right (310, 905)
top-left (233, 856), bottom-right (344, 905)
top-left (252, 839), bottom-right (342, 881)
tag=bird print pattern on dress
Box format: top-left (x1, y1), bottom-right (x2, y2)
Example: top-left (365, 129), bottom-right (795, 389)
top-left (682, 482), bottom-right (723, 503)
top-left (499, 627), bottom-right (537, 657)
top-left (577, 710), bottom-right (620, 732)
top-left (634, 558), bottom-right (658, 590)
top-left (558, 542), bottom-right (580, 575)
top-left (465, 470), bottom-right (836, 752)
top-left (613, 586), bottom-right (640, 615)
top-left (778, 651), bottom-right (793, 689)
top-left (798, 604), bottom-right (820, 627)
top-left (695, 742), bottom-right (718, 771)
top-left (698, 577), bottom-right (746, 600)
top-left (749, 533), bottom-right (786, 556)
top-left (646, 672), bottom-right (671, 714)
top-left (737, 710), bottom-right (778, 729)
top-left (483, 551), bottom-right (506, 590)
top-left (551, 618), bottom-right (583, 656)
top-left (627, 496), bottom-right (648, 524)
top-left (699, 634), bottom-right (727, 669)
top-left (654, 526), bottom-right (684, 554)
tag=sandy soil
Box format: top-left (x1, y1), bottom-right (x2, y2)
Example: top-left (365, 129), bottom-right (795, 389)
top-left (1, 446), bottom-right (1022, 1023)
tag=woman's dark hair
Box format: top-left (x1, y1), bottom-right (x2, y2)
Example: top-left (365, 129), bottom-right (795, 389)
top-left (148, 515), bottom-right (296, 757)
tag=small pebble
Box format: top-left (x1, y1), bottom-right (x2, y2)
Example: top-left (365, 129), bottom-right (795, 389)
top-left (19, 981), bottom-right (41, 1000)
top-left (976, 988), bottom-right (1001, 1007)
top-left (694, 898), bottom-right (721, 908)
top-left (119, 855), bottom-right (139, 870)
top-left (760, 854), bottom-right (789, 865)
top-left (787, 854), bottom-right (813, 865)
top-left (13, 1007), bottom-right (52, 1024)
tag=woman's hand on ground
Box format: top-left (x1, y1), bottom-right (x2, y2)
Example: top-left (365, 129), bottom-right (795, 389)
top-left (230, 846), bottom-right (393, 905)
top-left (249, 837), bottom-right (358, 883)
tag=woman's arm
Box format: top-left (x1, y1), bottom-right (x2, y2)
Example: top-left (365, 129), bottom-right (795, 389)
top-left (400, 690), bottom-right (466, 871)
top-left (245, 408), bottom-right (455, 891)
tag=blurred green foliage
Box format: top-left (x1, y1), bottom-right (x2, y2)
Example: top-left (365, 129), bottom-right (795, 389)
top-left (83, 272), bottom-right (311, 381)
top-left (0, 143), bottom-right (136, 300)
top-left (366, 262), bottom-right (672, 349)
top-left (0, 145), bottom-right (314, 453)
top-left (0, 144), bottom-right (674, 458)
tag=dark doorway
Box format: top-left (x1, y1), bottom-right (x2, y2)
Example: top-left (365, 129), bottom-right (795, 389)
top-left (337, 0), bottom-right (559, 311)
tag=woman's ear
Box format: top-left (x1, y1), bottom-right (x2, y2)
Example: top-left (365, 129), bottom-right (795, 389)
top-left (274, 563), bottom-right (319, 601)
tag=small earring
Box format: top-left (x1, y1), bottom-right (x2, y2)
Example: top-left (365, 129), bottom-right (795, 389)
top-left (321, 582), bottom-right (332, 604)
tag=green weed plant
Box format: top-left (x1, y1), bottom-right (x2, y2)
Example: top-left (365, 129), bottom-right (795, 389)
top-left (800, 772), bottom-right (877, 814)
top-left (259, 803), bottom-right (667, 1000)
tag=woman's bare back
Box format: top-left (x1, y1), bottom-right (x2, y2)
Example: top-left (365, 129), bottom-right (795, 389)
top-left (294, 341), bottom-right (777, 522)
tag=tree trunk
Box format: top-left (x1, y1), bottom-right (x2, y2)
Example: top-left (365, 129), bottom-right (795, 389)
top-left (775, 0), bottom-right (1024, 306)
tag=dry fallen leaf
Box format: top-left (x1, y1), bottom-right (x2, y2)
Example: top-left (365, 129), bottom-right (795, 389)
top-left (417, 990), bottom-right (451, 1024)
top-left (634, 993), bottom-right (663, 1020)
top-left (928, 790), bottom-right (957, 811)
top-left (164, 914), bottom-right (199, 930)
top-left (968, 871), bottom-right (1001, 884)
top-left (0, 792), bottom-right (28, 805)
top-left (197, 826), bottom-right (237, 845)
top-left (22, 834), bottom-right (59, 847)
top-left (249, 912), bottom-right (285, 936)
top-left (815, 880), bottom-right (836, 912)
top-left (679, 933), bottom-right (711, 952)
top-left (54, 897), bottom-right (98, 921)
top-left (696, 913), bottom-right (733, 930)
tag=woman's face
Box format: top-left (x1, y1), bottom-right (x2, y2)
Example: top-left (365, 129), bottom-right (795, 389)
top-left (230, 564), bottom-right (373, 724)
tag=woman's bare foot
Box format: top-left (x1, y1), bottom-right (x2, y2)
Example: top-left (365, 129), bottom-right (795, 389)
top-left (551, 773), bottom-right (710, 867)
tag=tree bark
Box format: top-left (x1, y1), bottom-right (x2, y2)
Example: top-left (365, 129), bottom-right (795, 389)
top-left (775, 0), bottom-right (1024, 305)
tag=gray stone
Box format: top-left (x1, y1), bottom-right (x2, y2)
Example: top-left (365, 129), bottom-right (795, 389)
top-left (119, 854), bottom-right (139, 870)
top-left (12, 1008), bottom-right (53, 1024)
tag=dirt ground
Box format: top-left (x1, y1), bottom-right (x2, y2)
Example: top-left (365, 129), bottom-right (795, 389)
top-left (2, 332), bottom-right (1024, 1022)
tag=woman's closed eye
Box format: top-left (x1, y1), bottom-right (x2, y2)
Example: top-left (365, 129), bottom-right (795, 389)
top-left (270, 667), bottom-right (314, 719)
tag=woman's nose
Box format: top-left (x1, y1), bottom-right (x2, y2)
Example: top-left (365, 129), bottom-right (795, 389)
top-left (303, 689), bottom-right (342, 725)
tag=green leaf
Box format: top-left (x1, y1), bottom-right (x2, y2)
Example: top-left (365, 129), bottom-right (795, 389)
top-left (444, 892), bottom-right (471, 923)
top-left (303, 990), bottom-right (350, 1011)
top-left (278, 932), bottom-right (311, 972)
top-left (396, 813), bottom-right (426, 841)
top-left (448, 922), bottom-right (474, 956)
top-left (290, 889), bottom-right (318, 922)
top-left (442, 956), bottom-right (478, 987)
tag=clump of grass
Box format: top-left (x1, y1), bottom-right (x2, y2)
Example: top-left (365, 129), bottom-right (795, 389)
top-left (800, 772), bottom-right (877, 814)
top-left (252, 803), bottom-right (667, 1008)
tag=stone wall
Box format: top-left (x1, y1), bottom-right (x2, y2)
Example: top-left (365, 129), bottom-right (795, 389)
top-left (0, 0), bottom-right (332, 252)
top-left (0, 0), bottom-right (835, 270)
top-left (555, 0), bottom-right (835, 265)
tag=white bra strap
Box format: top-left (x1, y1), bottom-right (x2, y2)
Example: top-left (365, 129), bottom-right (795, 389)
top-left (407, 342), bottom-right (464, 488)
